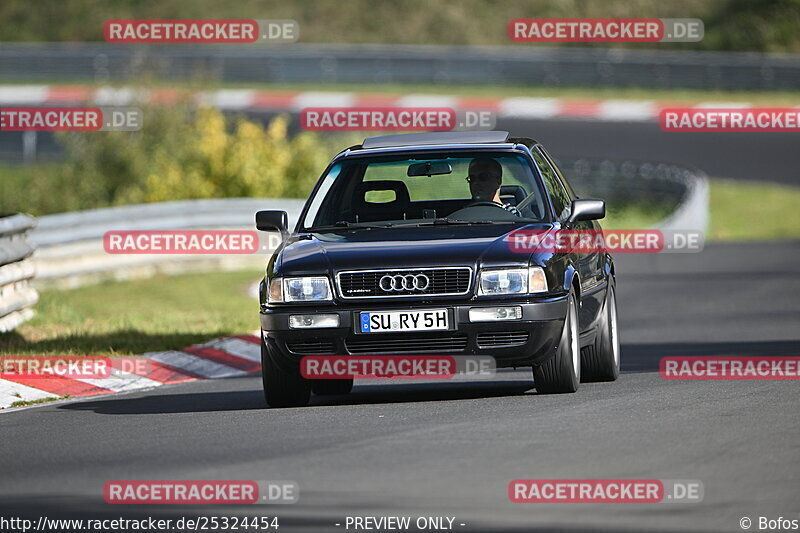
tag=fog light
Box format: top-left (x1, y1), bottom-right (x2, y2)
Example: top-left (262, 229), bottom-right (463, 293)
top-left (288, 314), bottom-right (340, 329)
top-left (469, 306), bottom-right (523, 322)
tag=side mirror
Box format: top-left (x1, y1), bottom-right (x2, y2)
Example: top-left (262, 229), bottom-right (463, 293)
top-left (567, 199), bottom-right (605, 224)
top-left (256, 210), bottom-right (288, 233)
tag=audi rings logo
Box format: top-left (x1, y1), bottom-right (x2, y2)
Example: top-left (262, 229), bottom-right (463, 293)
top-left (379, 274), bottom-right (430, 292)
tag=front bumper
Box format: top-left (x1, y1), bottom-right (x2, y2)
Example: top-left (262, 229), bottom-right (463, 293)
top-left (260, 296), bottom-right (567, 369)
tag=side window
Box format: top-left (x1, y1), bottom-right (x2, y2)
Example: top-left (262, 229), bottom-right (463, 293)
top-left (533, 147), bottom-right (571, 222)
top-left (539, 147), bottom-right (577, 200)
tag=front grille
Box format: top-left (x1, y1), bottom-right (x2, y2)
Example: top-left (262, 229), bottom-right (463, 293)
top-left (286, 340), bottom-right (337, 355)
top-left (476, 331), bottom-right (529, 348)
top-left (345, 334), bottom-right (468, 354)
top-left (337, 267), bottom-right (472, 298)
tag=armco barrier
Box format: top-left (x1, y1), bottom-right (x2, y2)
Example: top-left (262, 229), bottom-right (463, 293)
top-left (30, 160), bottom-right (707, 288)
top-left (32, 198), bottom-right (305, 288)
top-left (562, 158), bottom-right (709, 232)
top-left (0, 43), bottom-right (798, 91)
top-left (0, 214), bottom-right (38, 332)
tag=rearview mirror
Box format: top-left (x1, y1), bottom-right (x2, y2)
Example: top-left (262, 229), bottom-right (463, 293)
top-left (407, 161), bottom-right (452, 177)
top-left (256, 210), bottom-right (288, 233)
top-left (567, 199), bottom-right (605, 223)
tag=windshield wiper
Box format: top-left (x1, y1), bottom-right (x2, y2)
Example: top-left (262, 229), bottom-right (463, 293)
top-left (305, 221), bottom-right (394, 232)
top-left (406, 218), bottom-right (521, 226)
top-left (306, 218), bottom-right (523, 231)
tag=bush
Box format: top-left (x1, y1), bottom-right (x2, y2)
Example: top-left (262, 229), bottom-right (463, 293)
top-left (57, 104), bottom-right (338, 205)
top-left (0, 103), bottom-right (349, 215)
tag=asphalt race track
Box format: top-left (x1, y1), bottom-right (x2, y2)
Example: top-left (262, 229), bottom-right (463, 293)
top-left (498, 117), bottom-right (800, 186)
top-left (1, 241), bottom-right (798, 532)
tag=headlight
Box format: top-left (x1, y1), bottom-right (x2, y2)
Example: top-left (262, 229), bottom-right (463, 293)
top-left (477, 267), bottom-right (548, 295)
top-left (268, 276), bottom-right (333, 303)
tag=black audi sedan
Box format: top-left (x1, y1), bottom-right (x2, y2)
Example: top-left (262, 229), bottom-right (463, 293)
top-left (256, 131), bottom-right (619, 407)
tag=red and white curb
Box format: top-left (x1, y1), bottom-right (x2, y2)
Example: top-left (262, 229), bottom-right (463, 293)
top-left (0, 85), bottom-right (772, 123)
top-left (0, 334), bottom-right (261, 410)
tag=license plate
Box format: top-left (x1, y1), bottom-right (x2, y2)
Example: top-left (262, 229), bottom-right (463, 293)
top-left (360, 309), bottom-right (449, 333)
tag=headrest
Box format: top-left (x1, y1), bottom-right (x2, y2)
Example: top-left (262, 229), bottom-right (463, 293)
top-left (354, 180), bottom-right (411, 208)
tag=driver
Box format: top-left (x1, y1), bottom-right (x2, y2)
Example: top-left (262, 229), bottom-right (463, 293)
top-left (466, 158), bottom-right (521, 216)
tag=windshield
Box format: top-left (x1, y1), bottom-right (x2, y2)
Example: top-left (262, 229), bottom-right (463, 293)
top-left (301, 152), bottom-right (549, 230)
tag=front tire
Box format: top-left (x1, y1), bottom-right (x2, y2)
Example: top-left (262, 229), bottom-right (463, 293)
top-left (533, 290), bottom-right (580, 394)
top-left (261, 338), bottom-right (311, 408)
top-left (582, 281), bottom-right (620, 382)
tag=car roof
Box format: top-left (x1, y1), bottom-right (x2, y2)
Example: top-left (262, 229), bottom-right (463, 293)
top-left (336, 131), bottom-right (540, 161)
top-left (361, 130), bottom-right (512, 149)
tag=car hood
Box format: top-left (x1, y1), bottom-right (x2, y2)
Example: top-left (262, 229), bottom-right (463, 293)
top-left (272, 223), bottom-right (555, 275)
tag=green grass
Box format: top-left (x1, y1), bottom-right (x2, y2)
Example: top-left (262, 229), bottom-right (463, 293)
top-left (603, 202), bottom-right (675, 230)
top-left (9, 396), bottom-right (64, 408)
top-left (709, 179), bottom-right (800, 241)
top-left (0, 270), bottom-right (262, 357)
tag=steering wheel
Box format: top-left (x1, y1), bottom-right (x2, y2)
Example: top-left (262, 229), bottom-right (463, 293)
top-left (465, 200), bottom-right (505, 208)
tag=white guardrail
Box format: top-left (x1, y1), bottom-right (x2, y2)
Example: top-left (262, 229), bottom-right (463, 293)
top-left (0, 214), bottom-right (38, 332)
top-left (32, 198), bottom-right (305, 288)
top-left (28, 163), bottom-right (707, 289)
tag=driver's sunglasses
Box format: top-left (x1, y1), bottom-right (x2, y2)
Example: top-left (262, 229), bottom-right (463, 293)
top-left (466, 172), bottom-right (497, 183)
